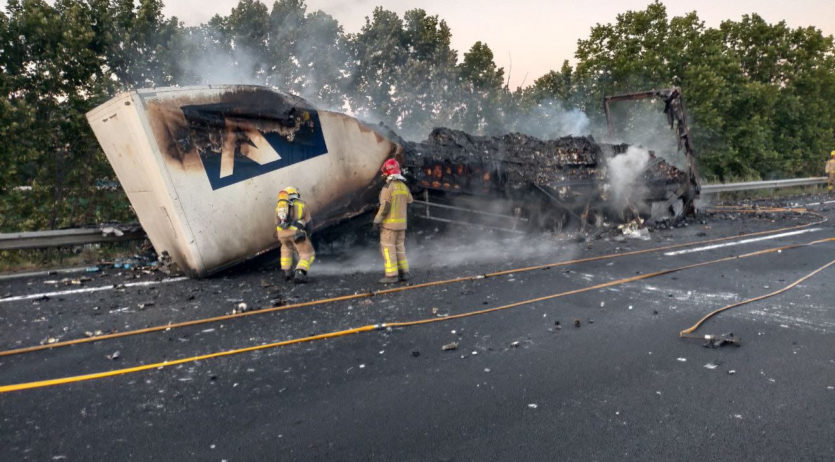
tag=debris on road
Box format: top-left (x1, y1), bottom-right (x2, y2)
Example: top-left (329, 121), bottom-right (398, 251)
top-left (441, 342), bottom-right (458, 351)
top-left (702, 333), bottom-right (741, 348)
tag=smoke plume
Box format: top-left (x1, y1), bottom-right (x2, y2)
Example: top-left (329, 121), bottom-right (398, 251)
top-left (606, 146), bottom-right (650, 211)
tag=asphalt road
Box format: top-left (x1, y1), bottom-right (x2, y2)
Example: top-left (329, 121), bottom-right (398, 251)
top-left (1, 198), bottom-right (834, 461)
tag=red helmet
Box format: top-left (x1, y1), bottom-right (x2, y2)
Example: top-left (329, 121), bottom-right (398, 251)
top-left (381, 158), bottom-right (401, 176)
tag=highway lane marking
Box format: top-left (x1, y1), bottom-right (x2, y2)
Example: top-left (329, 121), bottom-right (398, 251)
top-left (0, 277), bottom-right (189, 304)
top-left (664, 228), bottom-right (824, 256)
top-left (804, 199), bottom-right (835, 207)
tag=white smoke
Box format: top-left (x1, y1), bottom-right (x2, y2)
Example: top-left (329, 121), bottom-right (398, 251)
top-left (178, 39), bottom-right (264, 86)
top-left (604, 99), bottom-right (683, 170)
top-left (606, 146), bottom-right (650, 211)
top-left (508, 99), bottom-right (591, 138)
top-left (312, 229), bottom-right (578, 276)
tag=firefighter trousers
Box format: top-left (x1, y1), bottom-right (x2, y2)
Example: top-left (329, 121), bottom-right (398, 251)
top-left (278, 231), bottom-right (315, 272)
top-left (380, 228), bottom-right (408, 277)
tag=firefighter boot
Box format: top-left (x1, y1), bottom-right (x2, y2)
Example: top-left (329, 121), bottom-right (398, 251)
top-left (283, 270), bottom-right (293, 281)
top-left (378, 276), bottom-right (399, 284)
top-left (398, 271), bottom-right (410, 282)
top-left (294, 269), bottom-right (308, 283)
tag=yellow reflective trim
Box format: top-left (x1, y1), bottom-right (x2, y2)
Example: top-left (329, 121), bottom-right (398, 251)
top-left (297, 259), bottom-right (311, 271)
top-left (383, 249), bottom-right (397, 275)
top-left (383, 218), bottom-right (406, 223)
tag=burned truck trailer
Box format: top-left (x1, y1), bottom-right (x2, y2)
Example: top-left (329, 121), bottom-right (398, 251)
top-left (398, 121), bottom-right (698, 232)
top-left (87, 85), bottom-right (699, 276)
top-left (86, 85), bottom-right (400, 277)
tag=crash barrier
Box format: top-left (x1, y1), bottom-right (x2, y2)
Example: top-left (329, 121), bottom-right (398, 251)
top-left (0, 226), bottom-right (145, 250)
top-left (2, 232), bottom-right (832, 393)
top-left (1, 177), bottom-right (828, 251)
top-left (0, 178), bottom-right (827, 254)
top-left (0, 207), bottom-right (826, 358)
top-left (701, 177), bottom-right (828, 193)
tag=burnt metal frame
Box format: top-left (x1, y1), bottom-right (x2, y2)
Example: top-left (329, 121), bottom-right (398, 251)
top-left (603, 87), bottom-right (702, 205)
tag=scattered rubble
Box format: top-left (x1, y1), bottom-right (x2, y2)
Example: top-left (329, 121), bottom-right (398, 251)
top-left (441, 342), bottom-right (458, 351)
top-left (703, 333), bottom-right (741, 348)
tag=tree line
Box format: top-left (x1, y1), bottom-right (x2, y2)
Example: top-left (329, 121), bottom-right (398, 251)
top-left (1, 0), bottom-right (833, 231)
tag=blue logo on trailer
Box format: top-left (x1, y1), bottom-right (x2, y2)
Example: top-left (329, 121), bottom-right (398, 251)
top-left (180, 104), bottom-right (329, 190)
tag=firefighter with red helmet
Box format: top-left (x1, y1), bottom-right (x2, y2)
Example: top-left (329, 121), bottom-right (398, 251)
top-left (373, 158), bottom-right (414, 283)
top-left (275, 186), bottom-right (315, 283)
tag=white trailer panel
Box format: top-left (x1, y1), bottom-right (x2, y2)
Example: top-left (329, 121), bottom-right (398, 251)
top-left (87, 85), bottom-right (400, 277)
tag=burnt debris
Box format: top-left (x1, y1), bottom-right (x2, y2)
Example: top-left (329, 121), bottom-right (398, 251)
top-left (392, 124), bottom-right (698, 233)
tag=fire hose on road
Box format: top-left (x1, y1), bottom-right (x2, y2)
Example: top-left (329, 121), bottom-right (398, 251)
top-left (0, 208), bottom-right (827, 357)
top-left (1, 223), bottom-right (832, 392)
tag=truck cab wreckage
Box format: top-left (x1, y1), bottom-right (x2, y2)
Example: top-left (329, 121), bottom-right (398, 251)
top-left (87, 85), bottom-right (700, 277)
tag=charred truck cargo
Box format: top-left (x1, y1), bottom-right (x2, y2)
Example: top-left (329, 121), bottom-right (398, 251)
top-left (396, 124), bottom-right (697, 233)
top-left (87, 85), bottom-right (699, 277)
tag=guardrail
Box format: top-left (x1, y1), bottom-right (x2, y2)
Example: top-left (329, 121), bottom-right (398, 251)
top-left (0, 226), bottom-right (145, 250)
top-left (700, 177), bottom-right (828, 193)
top-left (1, 177), bottom-right (828, 250)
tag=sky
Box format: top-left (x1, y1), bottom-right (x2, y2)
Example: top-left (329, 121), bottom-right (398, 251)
top-left (3, 0), bottom-right (834, 88)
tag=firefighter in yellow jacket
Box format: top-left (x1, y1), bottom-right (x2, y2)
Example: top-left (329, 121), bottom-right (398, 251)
top-left (373, 158), bottom-right (413, 284)
top-left (275, 186), bottom-right (315, 283)
top-left (826, 150), bottom-right (835, 192)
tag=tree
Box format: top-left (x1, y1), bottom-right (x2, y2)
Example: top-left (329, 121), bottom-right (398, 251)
top-left (456, 40), bottom-right (504, 134)
top-left (572, 2), bottom-right (835, 181)
top-left (0, 0), bottom-right (134, 230)
top-left (347, 8), bottom-right (460, 139)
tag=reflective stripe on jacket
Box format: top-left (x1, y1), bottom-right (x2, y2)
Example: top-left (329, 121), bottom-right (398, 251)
top-left (374, 180), bottom-right (413, 230)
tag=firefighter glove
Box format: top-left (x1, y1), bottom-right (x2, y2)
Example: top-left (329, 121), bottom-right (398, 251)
top-left (293, 230), bottom-right (307, 243)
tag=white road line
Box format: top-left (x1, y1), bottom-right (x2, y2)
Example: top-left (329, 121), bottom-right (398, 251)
top-left (664, 228), bottom-right (823, 256)
top-left (804, 199), bottom-right (835, 207)
top-left (0, 277), bottom-right (189, 304)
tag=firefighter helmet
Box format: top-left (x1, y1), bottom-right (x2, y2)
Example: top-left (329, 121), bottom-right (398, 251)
top-left (831, 150), bottom-right (835, 157)
top-left (284, 186), bottom-right (300, 200)
top-left (381, 158), bottom-right (401, 176)
top-left (277, 189), bottom-right (289, 201)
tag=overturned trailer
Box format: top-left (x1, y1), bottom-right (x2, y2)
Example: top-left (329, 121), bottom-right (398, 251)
top-left (87, 85), bottom-right (699, 276)
top-left (86, 85), bottom-right (401, 277)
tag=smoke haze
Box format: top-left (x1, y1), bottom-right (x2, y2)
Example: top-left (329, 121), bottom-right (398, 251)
top-left (606, 146), bottom-right (650, 211)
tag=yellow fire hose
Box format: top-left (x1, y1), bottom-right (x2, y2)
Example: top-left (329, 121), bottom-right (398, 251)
top-left (2, 235), bottom-right (832, 393)
top-left (0, 208), bottom-right (825, 358)
top-left (679, 256), bottom-right (835, 338)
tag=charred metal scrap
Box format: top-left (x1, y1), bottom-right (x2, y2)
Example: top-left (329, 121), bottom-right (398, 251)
top-left (392, 126), bottom-right (697, 231)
